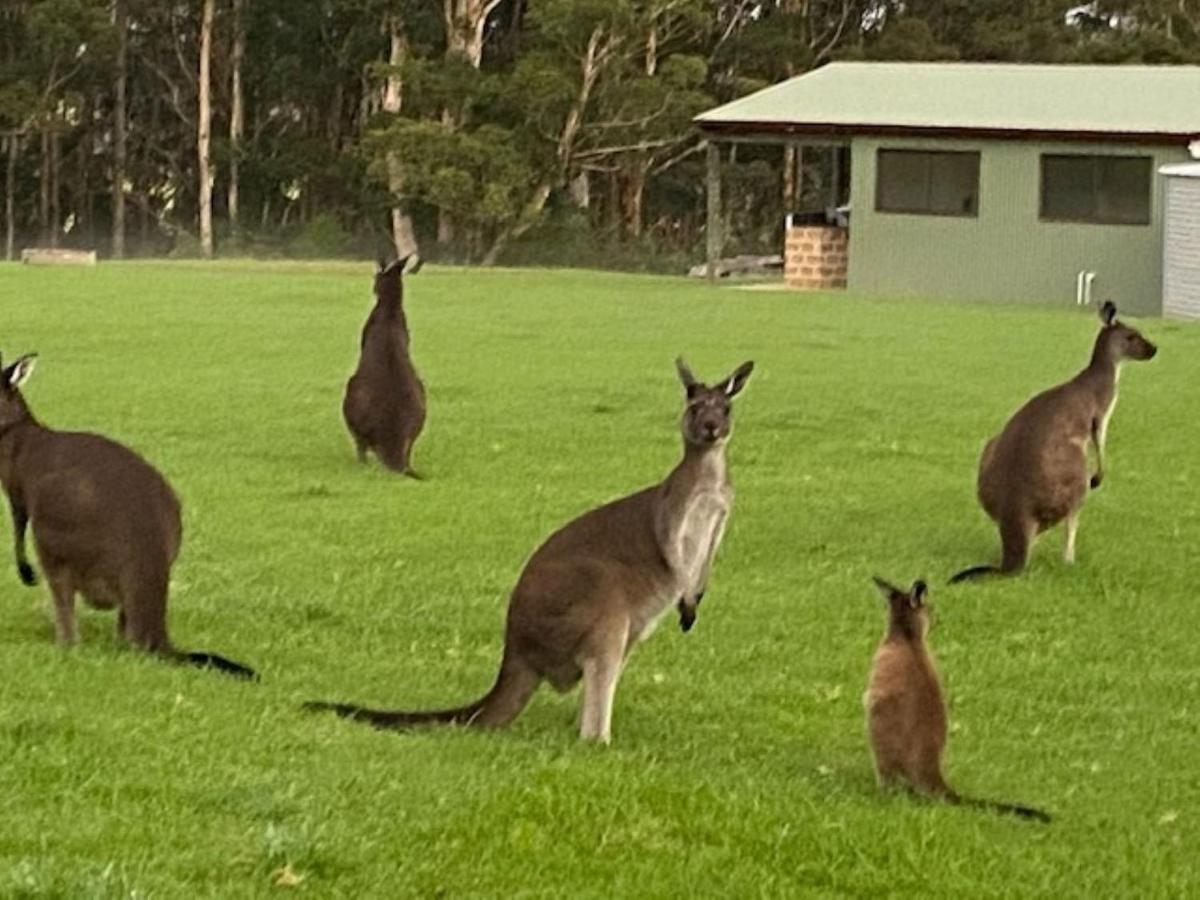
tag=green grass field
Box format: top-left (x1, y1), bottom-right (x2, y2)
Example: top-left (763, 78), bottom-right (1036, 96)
top-left (0, 260), bottom-right (1197, 897)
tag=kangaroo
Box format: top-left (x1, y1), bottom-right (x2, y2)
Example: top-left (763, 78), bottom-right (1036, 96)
top-left (865, 577), bottom-right (1050, 823)
top-left (0, 353), bottom-right (257, 679)
top-left (307, 357), bottom-right (754, 743)
top-left (342, 256), bottom-right (427, 477)
top-left (950, 301), bottom-right (1156, 583)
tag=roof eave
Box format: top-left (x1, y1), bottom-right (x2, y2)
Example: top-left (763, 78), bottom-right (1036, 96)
top-left (694, 120), bottom-right (1200, 146)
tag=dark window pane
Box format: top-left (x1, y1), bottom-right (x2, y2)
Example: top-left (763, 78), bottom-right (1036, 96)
top-left (928, 153), bottom-right (979, 215)
top-left (1040, 154), bottom-right (1150, 225)
top-left (1097, 156), bottom-right (1151, 224)
top-left (876, 150), bottom-right (979, 217)
top-left (1041, 156), bottom-right (1094, 220)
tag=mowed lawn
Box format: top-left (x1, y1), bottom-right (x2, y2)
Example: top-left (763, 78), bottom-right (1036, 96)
top-left (0, 260), bottom-right (1197, 898)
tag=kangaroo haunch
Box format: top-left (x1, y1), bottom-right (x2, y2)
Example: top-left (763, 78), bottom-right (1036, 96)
top-left (0, 353), bottom-right (257, 679)
top-left (865, 577), bottom-right (1050, 823)
top-left (951, 301), bottom-right (1157, 583)
top-left (308, 357), bottom-right (754, 743)
top-left (343, 256), bottom-right (426, 477)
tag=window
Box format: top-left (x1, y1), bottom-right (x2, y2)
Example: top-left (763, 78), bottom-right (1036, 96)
top-left (876, 150), bottom-right (980, 217)
top-left (1040, 154), bottom-right (1152, 225)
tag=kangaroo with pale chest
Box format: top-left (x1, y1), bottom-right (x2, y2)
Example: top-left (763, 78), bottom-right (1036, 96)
top-left (307, 358), bottom-right (753, 743)
top-left (951, 301), bottom-right (1156, 583)
top-left (0, 353), bottom-right (257, 679)
top-left (343, 256), bottom-right (426, 476)
top-left (865, 577), bottom-right (1050, 823)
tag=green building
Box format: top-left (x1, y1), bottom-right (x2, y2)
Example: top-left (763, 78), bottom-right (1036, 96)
top-left (695, 63), bottom-right (1200, 315)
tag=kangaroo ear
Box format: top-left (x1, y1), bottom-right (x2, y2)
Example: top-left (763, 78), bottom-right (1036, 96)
top-left (1100, 300), bottom-right (1117, 325)
top-left (675, 357), bottom-right (700, 395)
top-left (872, 576), bottom-right (900, 603)
top-left (6, 354), bottom-right (37, 389)
top-left (910, 580), bottom-right (928, 608)
top-left (377, 257), bottom-right (389, 274)
top-left (721, 361), bottom-right (754, 398)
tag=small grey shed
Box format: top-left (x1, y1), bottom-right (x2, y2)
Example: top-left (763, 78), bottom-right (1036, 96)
top-left (1161, 160), bottom-right (1200, 320)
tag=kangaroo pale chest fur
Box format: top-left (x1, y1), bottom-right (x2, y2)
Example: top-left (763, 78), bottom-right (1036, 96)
top-left (657, 452), bottom-right (731, 611)
top-left (307, 357), bottom-right (754, 743)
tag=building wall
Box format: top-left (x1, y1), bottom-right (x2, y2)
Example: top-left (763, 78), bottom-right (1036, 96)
top-left (1163, 175), bottom-right (1200, 320)
top-left (846, 136), bottom-right (1190, 315)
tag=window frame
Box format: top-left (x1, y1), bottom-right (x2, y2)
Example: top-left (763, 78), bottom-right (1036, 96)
top-left (874, 148), bottom-right (982, 219)
top-left (1038, 153), bottom-right (1153, 227)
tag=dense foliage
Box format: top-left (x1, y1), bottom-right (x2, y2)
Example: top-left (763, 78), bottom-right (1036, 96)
top-left (2, 0), bottom-right (1199, 267)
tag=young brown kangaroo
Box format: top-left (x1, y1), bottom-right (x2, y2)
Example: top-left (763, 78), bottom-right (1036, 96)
top-left (865, 577), bottom-right (1050, 823)
top-left (307, 357), bottom-right (754, 743)
top-left (951, 301), bottom-right (1157, 583)
top-left (0, 353), bottom-right (257, 679)
top-left (342, 256), bottom-right (426, 477)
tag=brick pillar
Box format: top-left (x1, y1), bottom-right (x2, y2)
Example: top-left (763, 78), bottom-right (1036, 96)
top-left (784, 225), bottom-right (847, 290)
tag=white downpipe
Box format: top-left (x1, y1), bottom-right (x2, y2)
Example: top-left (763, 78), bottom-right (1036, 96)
top-left (1084, 271), bottom-right (1096, 306)
top-left (1076, 270), bottom-right (1086, 305)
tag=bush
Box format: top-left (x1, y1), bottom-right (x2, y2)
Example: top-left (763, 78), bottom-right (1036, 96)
top-left (285, 213), bottom-right (354, 259)
top-left (497, 210), bottom-right (695, 275)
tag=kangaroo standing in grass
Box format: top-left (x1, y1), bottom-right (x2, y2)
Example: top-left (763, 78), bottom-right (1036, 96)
top-left (951, 301), bottom-right (1157, 583)
top-left (865, 577), bottom-right (1050, 823)
top-left (308, 358), bottom-right (753, 743)
top-left (0, 353), bottom-right (257, 679)
top-left (343, 256), bottom-right (426, 476)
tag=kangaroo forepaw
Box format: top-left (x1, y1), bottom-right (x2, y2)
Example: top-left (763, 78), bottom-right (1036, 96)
top-left (1090, 473), bottom-right (1103, 490)
top-left (18, 562), bottom-right (36, 586)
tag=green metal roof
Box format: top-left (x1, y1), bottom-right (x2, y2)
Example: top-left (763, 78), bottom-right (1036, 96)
top-left (696, 62), bottom-right (1200, 142)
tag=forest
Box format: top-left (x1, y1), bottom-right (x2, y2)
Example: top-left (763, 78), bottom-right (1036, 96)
top-left (2, 0), bottom-right (1199, 269)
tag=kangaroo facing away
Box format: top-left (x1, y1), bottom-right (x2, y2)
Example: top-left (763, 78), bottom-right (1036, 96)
top-left (865, 577), bottom-right (1050, 823)
top-left (342, 256), bottom-right (426, 476)
top-left (951, 301), bottom-right (1157, 583)
top-left (308, 358), bottom-right (754, 743)
top-left (0, 353), bottom-right (257, 679)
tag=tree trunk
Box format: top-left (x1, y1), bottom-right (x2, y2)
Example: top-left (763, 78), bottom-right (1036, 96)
top-left (76, 105), bottom-right (90, 243)
top-left (49, 130), bottom-right (61, 248)
top-left (783, 144), bottom-right (796, 210)
top-left (444, 0), bottom-right (502, 67)
top-left (619, 164), bottom-right (646, 240)
top-left (198, 0), bottom-right (215, 257)
top-left (39, 130), bottom-right (49, 244)
top-left (438, 0), bottom-right (503, 253)
top-left (5, 134), bottom-right (19, 261)
top-left (481, 24), bottom-right (609, 264)
top-left (382, 16), bottom-right (418, 259)
top-left (228, 0), bottom-right (245, 240)
top-left (112, 0), bottom-right (128, 258)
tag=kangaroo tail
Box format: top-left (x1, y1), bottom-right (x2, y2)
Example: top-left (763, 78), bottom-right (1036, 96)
top-left (304, 651), bottom-right (540, 732)
top-left (948, 564), bottom-right (1002, 584)
top-left (182, 650), bottom-right (260, 681)
top-left (947, 791), bottom-right (1051, 823)
top-left (302, 697), bottom-right (486, 729)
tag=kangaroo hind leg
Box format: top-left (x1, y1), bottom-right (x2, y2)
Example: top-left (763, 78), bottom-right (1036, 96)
top-left (1063, 509), bottom-right (1081, 564)
top-left (578, 614), bottom-right (629, 744)
top-left (45, 568), bottom-right (78, 647)
top-left (999, 515), bottom-right (1034, 574)
top-left (119, 567), bottom-right (171, 655)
